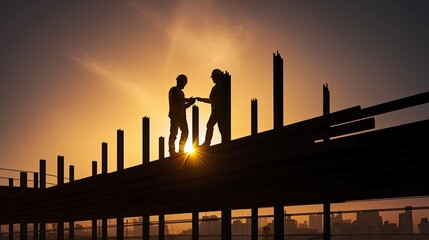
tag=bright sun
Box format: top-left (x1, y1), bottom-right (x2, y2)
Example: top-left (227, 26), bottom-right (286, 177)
top-left (184, 142), bottom-right (195, 153)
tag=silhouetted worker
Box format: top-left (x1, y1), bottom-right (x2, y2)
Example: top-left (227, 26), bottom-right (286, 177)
top-left (168, 74), bottom-right (195, 156)
top-left (197, 69), bottom-right (224, 147)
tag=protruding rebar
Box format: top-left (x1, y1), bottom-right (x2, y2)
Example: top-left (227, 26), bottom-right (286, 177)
top-left (221, 71), bottom-right (232, 143)
top-left (192, 105), bottom-right (199, 148)
top-left (92, 161), bottom-right (97, 177)
top-left (323, 84), bottom-right (330, 142)
top-left (143, 117), bottom-right (150, 164)
top-left (117, 129), bottom-right (124, 171)
top-left (273, 51), bottom-right (284, 129)
top-left (251, 98), bottom-right (258, 135)
top-left (69, 165), bottom-right (74, 182)
top-left (33, 172), bottom-right (39, 189)
top-left (159, 137), bottom-right (165, 160)
top-left (57, 155), bottom-right (64, 185)
top-left (40, 159), bottom-right (46, 189)
top-left (20, 171), bottom-right (27, 193)
top-left (102, 142), bottom-right (108, 174)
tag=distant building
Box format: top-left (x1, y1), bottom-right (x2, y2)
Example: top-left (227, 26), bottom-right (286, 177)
top-left (356, 211), bottom-right (382, 227)
top-left (232, 219), bottom-right (251, 240)
top-left (284, 216), bottom-right (298, 235)
top-left (200, 215), bottom-right (221, 240)
top-left (309, 214), bottom-right (322, 233)
top-left (298, 220), bottom-right (309, 229)
top-left (418, 218), bottom-right (429, 235)
top-left (399, 206), bottom-right (414, 239)
top-left (331, 212), bottom-right (344, 226)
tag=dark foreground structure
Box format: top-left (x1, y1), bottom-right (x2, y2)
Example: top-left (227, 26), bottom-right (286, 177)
top-left (1, 53), bottom-right (428, 240)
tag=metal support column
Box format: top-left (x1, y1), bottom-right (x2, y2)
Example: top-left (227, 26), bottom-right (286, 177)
top-left (102, 142), bottom-right (108, 174)
top-left (57, 156), bottom-right (64, 185)
top-left (69, 165), bottom-right (74, 240)
top-left (251, 208), bottom-right (258, 240)
top-left (192, 211), bottom-right (199, 240)
top-left (221, 71), bottom-right (232, 143)
top-left (222, 187), bottom-right (231, 240)
top-left (102, 218), bottom-right (107, 240)
top-left (251, 99), bottom-right (258, 135)
top-left (117, 213), bottom-right (124, 240)
top-left (159, 214), bottom-right (165, 240)
top-left (92, 162), bottom-right (98, 240)
top-left (323, 202), bottom-right (330, 240)
top-left (274, 186), bottom-right (284, 240)
top-left (159, 137), bottom-right (165, 160)
top-left (142, 214), bottom-right (149, 240)
top-left (40, 160), bottom-right (46, 189)
top-left (57, 156), bottom-right (64, 240)
top-left (117, 129), bottom-right (124, 171)
top-left (192, 105), bottom-right (199, 148)
top-left (20, 172), bottom-right (27, 240)
top-left (143, 117), bottom-right (150, 164)
top-left (273, 51), bottom-right (284, 129)
top-left (8, 178), bottom-right (13, 240)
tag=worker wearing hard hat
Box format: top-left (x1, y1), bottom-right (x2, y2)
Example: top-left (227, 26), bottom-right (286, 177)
top-left (197, 69), bottom-right (224, 147)
top-left (168, 74), bottom-right (195, 156)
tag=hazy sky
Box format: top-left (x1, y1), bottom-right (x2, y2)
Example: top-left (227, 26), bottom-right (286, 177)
top-left (1, 0), bottom-right (428, 200)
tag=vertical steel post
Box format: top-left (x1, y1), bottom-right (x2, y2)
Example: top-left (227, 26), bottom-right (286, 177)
top-left (102, 142), bottom-right (108, 174)
top-left (142, 214), bottom-right (149, 240)
top-left (274, 186), bottom-right (284, 240)
top-left (251, 99), bottom-right (258, 135)
top-left (117, 129), bottom-right (124, 171)
top-left (273, 51), bottom-right (284, 129)
top-left (8, 177), bottom-right (14, 240)
top-left (323, 83), bottom-right (331, 240)
top-left (40, 160), bottom-right (46, 189)
top-left (159, 137), bottom-right (165, 160)
top-left (92, 220), bottom-right (97, 240)
top-left (69, 165), bottom-right (74, 240)
top-left (192, 211), bottom-right (199, 240)
top-left (69, 165), bottom-right (74, 182)
top-left (192, 105), bottom-right (199, 148)
top-left (159, 214), bottom-right (165, 240)
top-left (323, 202), bottom-right (330, 240)
top-left (57, 217), bottom-right (64, 240)
top-left (20, 172), bottom-right (27, 193)
top-left (143, 117), bottom-right (150, 164)
top-left (92, 161), bottom-right (97, 176)
top-left (221, 187), bottom-right (231, 240)
top-left (251, 208), bottom-right (258, 240)
top-left (33, 172), bottom-right (39, 189)
top-left (102, 218), bottom-right (107, 240)
top-left (9, 223), bottom-right (13, 240)
top-left (117, 211), bottom-right (124, 240)
top-left (57, 156), bottom-right (64, 240)
top-left (92, 161), bottom-right (97, 240)
top-left (57, 156), bottom-right (64, 185)
top-left (20, 172), bottom-right (28, 240)
top-left (221, 71), bottom-right (232, 143)
top-left (323, 84), bottom-right (330, 142)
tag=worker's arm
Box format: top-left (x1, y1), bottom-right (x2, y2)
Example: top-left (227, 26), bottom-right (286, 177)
top-left (196, 97), bottom-right (211, 103)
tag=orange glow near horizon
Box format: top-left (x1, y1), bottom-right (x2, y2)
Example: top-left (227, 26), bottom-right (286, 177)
top-left (1, 1), bottom-right (429, 229)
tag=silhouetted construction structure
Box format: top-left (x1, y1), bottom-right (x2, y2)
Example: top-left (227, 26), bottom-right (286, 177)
top-left (0, 52), bottom-right (428, 240)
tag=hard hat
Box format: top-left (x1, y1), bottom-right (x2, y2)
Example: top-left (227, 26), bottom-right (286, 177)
top-left (211, 69), bottom-right (222, 77)
top-left (176, 74), bottom-right (187, 82)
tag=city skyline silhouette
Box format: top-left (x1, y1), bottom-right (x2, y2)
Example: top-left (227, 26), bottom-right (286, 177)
top-left (1, 1), bottom-right (429, 239)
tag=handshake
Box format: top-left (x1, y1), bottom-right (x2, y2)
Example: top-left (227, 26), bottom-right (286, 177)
top-left (187, 97), bottom-right (208, 104)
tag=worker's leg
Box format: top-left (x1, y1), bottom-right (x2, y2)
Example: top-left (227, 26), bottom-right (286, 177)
top-left (178, 117), bottom-right (189, 153)
top-left (168, 117), bottom-right (180, 155)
